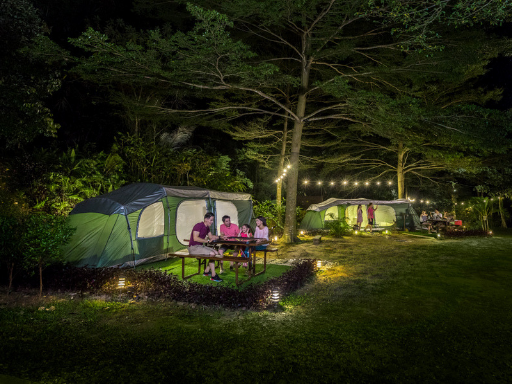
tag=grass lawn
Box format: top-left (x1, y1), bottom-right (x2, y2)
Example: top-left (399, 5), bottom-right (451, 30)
top-left (0, 230), bottom-right (510, 383)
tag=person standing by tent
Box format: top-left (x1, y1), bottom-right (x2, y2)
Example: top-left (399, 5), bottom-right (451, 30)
top-left (218, 215), bottom-right (240, 273)
top-left (189, 212), bottom-right (223, 282)
top-left (357, 204), bottom-right (363, 230)
top-left (364, 203), bottom-right (378, 232)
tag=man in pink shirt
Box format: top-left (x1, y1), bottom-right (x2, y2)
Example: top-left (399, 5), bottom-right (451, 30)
top-left (218, 215), bottom-right (240, 273)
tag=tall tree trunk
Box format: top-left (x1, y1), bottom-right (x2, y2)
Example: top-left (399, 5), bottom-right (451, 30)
top-left (283, 31), bottom-right (312, 243)
top-left (8, 262), bottom-right (14, 294)
top-left (397, 142), bottom-right (405, 199)
top-left (276, 113), bottom-right (289, 225)
top-left (283, 76), bottom-right (309, 242)
top-left (499, 197), bottom-right (507, 228)
top-left (39, 263), bottom-right (43, 297)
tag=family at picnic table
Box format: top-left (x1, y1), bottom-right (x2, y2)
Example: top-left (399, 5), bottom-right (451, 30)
top-left (188, 213), bottom-right (269, 283)
top-left (420, 209), bottom-right (456, 232)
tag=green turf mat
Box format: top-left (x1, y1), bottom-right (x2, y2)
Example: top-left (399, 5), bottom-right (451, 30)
top-left (136, 257), bottom-right (291, 289)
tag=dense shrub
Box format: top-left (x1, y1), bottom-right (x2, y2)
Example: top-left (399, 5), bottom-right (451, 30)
top-left (37, 259), bottom-right (317, 310)
top-left (444, 229), bottom-right (492, 238)
top-left (324, 214), bottom-right (352, 237)
top-left (253, 200), bottom-right (304, 236)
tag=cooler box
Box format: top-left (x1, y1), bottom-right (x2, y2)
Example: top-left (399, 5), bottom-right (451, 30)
top-left (454, 220), bottom-right (462, 226)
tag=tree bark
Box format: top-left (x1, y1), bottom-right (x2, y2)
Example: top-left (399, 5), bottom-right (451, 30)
top-left (499, 197), bottom-right (507, 228)
top-left (8, 262), bottom-right (14, 294)
top-left (39, 264), bottom-right (43, 297)
top-left (397, 142), bottom-right (405, 199)
top-left (276, 113), bottom-right (289, 225)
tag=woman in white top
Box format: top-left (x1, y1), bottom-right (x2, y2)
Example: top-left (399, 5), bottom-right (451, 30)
top-left (254, 216), bottom-right (269, 250)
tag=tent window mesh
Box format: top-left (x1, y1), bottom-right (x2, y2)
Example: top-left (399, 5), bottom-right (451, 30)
top-left (137, 202), bottom-right (165, 238)
top-left (177, 200), bottom-right (208, 245)
top-left (215, 201), bottom-right (239, 235)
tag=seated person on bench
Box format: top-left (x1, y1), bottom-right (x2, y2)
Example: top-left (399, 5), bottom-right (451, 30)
top-left (218, 215), bottom-right (240, 273)
top-left (189, 212), bottom-right (223, 282)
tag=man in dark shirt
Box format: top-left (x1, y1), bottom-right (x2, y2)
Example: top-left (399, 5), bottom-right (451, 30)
top-left (189, 212), bottom-right (223, 282)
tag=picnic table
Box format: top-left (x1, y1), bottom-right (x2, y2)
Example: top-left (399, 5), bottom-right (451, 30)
top-left (209, 237), bottom-right (270, 279)
top-left (169, 237), bottom-right (270, 286)
top-left (423, 219), bottom-right (455, 233)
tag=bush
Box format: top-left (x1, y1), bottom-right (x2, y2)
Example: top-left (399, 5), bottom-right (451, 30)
top-left (324, 214), bottom-right (352, 237)
top-left (444, 229), bottom-right (492, 238)
top-left (37, 259), bottom-right (317, 310)
top-left (253, 200), bottom-right (304, 236)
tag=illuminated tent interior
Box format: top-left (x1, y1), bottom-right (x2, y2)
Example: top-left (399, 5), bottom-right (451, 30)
top-left (299, 198), bottom-right (420, 231)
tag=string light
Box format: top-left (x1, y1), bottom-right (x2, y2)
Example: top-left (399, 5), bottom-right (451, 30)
top-left (317, 181), bottom-right (322, 185)
top-left (330, 181), bottom-right (334, 185)
top-left (365, 182), bottom-right (369, 186)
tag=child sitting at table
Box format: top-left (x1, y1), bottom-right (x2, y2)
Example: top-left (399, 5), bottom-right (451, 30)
top-left (239, 223), bottom-right (252, 267)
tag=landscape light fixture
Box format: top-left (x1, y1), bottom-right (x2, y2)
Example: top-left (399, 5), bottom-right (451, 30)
top-left (365, 182), bottom-right (369, 186)
top-left (300, 231), bottom-right (304, 235)
top-left (354, 230), bottom-right (358, 235)
top-left (388, 181), bottom-right (392, 185)
top-left (274, 236), bottom-right (278, 241)
top-left (377, 181), bottom-right (381, 185)
top-left (117, 276), bottom-right (126, 289)
top-left (316, 260), bottom-right (322, 269)
top-left (304, 180), bottom-right (308, 184)
top-left (271, 288), bottom-right (280, 304)
top-left (489, 231), bottom-right (493, 235)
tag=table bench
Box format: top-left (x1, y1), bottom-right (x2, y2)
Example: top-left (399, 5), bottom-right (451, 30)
top-left (168, 250), bottom-right (252, 286)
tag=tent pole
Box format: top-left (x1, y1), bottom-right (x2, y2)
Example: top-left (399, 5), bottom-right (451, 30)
top-left (124, 211), bottom-right (136, 268)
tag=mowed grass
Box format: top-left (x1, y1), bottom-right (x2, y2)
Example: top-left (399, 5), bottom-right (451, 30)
top-left (136, 257), bottom-right (291, 288)
top-left (0, 230), bottom-right (510, 383)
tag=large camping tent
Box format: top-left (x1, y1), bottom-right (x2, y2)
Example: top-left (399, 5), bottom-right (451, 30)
top-left (63, 183), bottom-right (253, 268)
top-left (299, 198), bottom-right (420, 231)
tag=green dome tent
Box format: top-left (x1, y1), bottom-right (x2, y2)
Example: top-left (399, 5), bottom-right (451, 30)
top-left (63, 183), bottom-right (254, 268)
top-left (299, 198), bottom-right (420, 231)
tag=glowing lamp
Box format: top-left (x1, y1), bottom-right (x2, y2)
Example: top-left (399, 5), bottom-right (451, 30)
top-left (271, 289), bottom-right (280, 303)
top-left (489, 231), bottom-right (493, 235)
top-left (388, 181), bottom-right (392, 185)
top-left (300, 231), bottom-right (304, 235)
top-left (117, 277), bottom-right (126, 289)
top-left (343, 181), bottom-right (347, 185)
top-left (365, 182), bottom-right (369, 186)
top-left (274, 236), bottom-right (278, 241)
top-left (437, 233), bottom-right (441, 238)
top-left (316, 260), bottom-right (322, 268)
top-left (287, 165), bottom-right (291, 169)
top-left (377, 182), bottom-right (381, 185)
top-left (354, 230), bottom-right (358, 235)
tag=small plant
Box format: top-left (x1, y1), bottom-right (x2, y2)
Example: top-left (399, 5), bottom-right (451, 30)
top-left (22, 213), bottom-right (75, 296)
top-left (324, 213), bottom-right (351, 237)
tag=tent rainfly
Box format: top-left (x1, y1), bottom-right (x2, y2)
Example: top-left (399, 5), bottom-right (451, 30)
top-left (299, 198), bottom-right (420, 231)
top-left (63, 183), bottom-right (254, 268)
